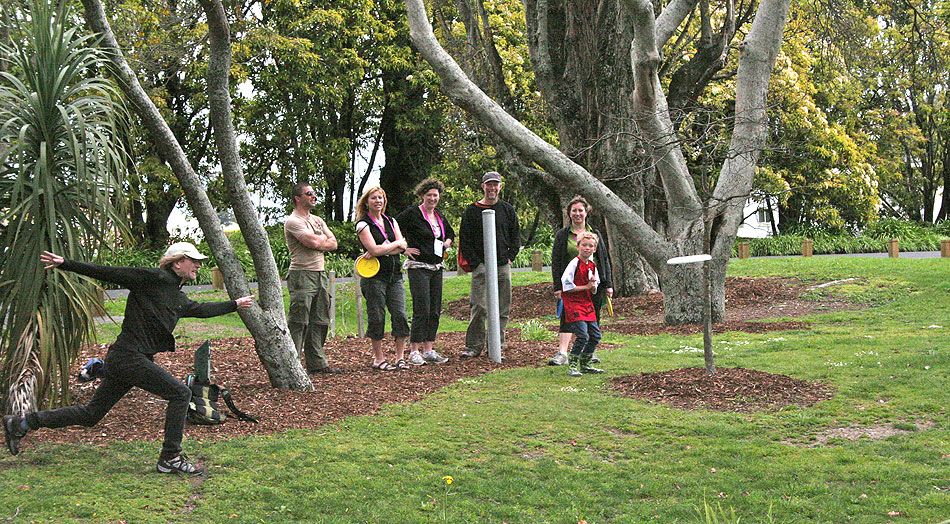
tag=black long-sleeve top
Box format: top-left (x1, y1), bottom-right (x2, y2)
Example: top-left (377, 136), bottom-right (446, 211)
top-left (60, 259), bottom-right (237, 355)
top-left (395, 205), bottom-right (456, 265)
top-left (459, 200), bottom-right (520, 269)
top-left (551, 226), bottom-right (613, 307)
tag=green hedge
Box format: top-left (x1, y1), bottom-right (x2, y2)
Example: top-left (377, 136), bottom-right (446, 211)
top-left (736, 219), bottom-right (950, 257)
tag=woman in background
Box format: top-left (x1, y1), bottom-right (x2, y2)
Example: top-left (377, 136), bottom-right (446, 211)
top-left (396, 178), bottom-right (455, 366)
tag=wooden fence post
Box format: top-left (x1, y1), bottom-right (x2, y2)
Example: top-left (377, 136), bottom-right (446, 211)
top-left (887, 238), bottom-right (899, 258)
top-left (355, 275), bottom-right (364, 338)
top-left (802, 239), bottom-right (813, 257)
top-left (531, 250), bottom-right (543, 271)
top-left (211, 267), bottom-right (224, 290)
top-left (737, 241), bottom-right (750, 259)
top-left (328, 271), bottom-right (336, 337)
top-left (941, 239), bottom-right (950, 258)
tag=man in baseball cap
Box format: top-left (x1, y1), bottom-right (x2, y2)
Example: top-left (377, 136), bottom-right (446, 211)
top-left (3, 244), bottom-right (254, 475)
top-left (458, 171), bottom-right (521, 358)
top-left (163, 241), bottom-right (209, 261)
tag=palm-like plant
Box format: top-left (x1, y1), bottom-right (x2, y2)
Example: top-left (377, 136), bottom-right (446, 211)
top-left (0, 0), bottom-right (128, 413)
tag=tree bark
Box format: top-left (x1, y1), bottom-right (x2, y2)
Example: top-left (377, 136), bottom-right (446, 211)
top-left (405, 0), bottom-right (792, 324)
top-left (82, 0), bottom-right (311, 390)
top-left (405, 0), bottom-right (670, 266)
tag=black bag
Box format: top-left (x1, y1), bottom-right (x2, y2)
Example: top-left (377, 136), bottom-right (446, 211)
top-left (186, 374), bottom-right (258, 425)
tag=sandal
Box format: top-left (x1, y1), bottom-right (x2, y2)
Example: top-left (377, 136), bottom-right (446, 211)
top-left (372, 360), bottom-right (399, 371)
top-left (396, 358), bottom-right (410, 370)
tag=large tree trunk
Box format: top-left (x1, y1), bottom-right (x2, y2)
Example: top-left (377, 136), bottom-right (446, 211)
top-left (378, 65), bottom-right (443, 214)
top-left (82, 0), bottom-right (311, 390)
top-left (405, 0), bottom-right (791, 324)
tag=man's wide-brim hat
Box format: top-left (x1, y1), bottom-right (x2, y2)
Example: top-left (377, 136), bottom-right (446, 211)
top-left (164, 241), bottom-right (209, 261)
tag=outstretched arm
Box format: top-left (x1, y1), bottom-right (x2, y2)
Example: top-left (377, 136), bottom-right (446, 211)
top-left (43, 251), bottom-right (151, 288)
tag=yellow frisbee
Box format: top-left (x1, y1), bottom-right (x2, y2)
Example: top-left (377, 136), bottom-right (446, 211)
top-left (605, 296), bottom-right (614, 317)
top-left (355, 254), bottom-right (380, 278)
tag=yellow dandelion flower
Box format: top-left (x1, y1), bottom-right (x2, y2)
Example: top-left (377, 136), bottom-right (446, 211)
top-left (442, 475), bottom-right (453, 485)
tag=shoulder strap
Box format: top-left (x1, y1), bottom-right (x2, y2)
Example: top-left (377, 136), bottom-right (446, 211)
top-left (220, 388), bottom-right (259, 423)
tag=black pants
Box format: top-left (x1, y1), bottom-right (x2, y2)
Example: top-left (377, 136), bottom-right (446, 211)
top-left (407, 268), bottom-right (443, 343)
top-left (27, 347), bottom-right (191, 460)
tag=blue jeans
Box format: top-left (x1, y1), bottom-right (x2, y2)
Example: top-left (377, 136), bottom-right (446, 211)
top-left (570, 320), bottom-right (602, 356)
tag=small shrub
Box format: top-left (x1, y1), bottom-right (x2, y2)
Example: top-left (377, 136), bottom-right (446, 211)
top-left (520, 319), bottom-right (552, 341)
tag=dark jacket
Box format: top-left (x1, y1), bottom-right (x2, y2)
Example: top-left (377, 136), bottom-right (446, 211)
top-left (356, 214), bottom-right (402, 281)
top-left (551, 226), bottom-right (613, 308)
top-left (395, 205), bottom-right (456, 265)
top-left (60, 259), bottom-right (237, 355)
top-left (459, 200), bottom-right (520, 269)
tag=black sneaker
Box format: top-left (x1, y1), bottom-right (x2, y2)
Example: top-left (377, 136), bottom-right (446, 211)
top-left (156, 453), bottom-right (205, 475)
top-left (460, 349), bottom-right (481, 358)
top-left (3, 415), bottom-right (27, 456)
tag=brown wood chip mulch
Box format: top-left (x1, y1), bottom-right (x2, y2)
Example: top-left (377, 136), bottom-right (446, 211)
top-left (610, 367), bottom-right (836, 413)
top-left (21, 276), bottom-right (853, 447)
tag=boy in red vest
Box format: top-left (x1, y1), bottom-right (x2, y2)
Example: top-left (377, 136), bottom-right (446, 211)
top-left (559, 232), bottom-right (605, 377)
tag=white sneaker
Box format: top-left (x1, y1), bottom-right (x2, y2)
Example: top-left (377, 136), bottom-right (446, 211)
top-left (421, 350), bottom-right (448, 364)
top-left (157, 453), bottom-right (204, 475)
top-left (548, 352), bottom-right (568, 366)
top-left (407, 351), bottom-right (426, 366)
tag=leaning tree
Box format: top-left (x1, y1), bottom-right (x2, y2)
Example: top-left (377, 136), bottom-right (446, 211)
top-left (405, 0), bottom-right (792, 324)
top-left (80, 0), bottom-right (311, 390)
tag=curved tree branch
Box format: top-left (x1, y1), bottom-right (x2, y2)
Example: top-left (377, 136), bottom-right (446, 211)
top-left (624, 0), bottom-right (703, 231)
top-left (82, 0), bottom-right (311, 390)
top-left (405, 0), bottom-right (671, 269)
top-left (655, 0), bottom-right (700, 49)
top-left (711, 0), bottom-right (792, 258)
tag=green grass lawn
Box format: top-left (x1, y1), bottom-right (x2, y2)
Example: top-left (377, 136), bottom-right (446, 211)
top-left (2, 258), bottom-right (949, 523)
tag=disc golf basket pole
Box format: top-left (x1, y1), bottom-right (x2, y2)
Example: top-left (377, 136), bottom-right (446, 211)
top-left (482, 209), bottom-right (502, 363)
top-left (329, 270), bottom-right (336, 337)
top-left (666, 252), bottom-right (715, 375)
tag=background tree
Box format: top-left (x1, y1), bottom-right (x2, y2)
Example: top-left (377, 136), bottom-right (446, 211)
top-left (405, 0), bottom-right (793, 324)
top-left (0, 0), bottom-right (128, 413)
top-left (106, 0), bottom-right (217, 247)
top-left (82, 0), bottom-right (312, 390)
top-left (756, 2), bottom-right (880, 233)
top-left (238, 0), bottom-right (442, 220)
top-left (865, 0), bottom-right (950, 222)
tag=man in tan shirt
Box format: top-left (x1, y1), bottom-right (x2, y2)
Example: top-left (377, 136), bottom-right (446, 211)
top-left (284, 182), bottom-right (340, 373)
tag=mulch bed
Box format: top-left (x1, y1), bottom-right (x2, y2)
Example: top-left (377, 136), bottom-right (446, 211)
top-left (444, 276), bottom-right (857, 326)
top-left (23, 330), bottom-right (550, 448)
top-left (610, 367), bottom-right (836, 413)
top-left (22, 276), bottom-right (856, 448)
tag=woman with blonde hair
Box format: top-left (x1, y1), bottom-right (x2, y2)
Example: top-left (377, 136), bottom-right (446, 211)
top-left (355, 186), bottom-right (410, 370)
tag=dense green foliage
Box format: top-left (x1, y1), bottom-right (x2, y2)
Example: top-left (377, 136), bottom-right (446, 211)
top-left (739, 219), bottom-right (950, 256)
top-left (0, 0), bottom-right (129, 409)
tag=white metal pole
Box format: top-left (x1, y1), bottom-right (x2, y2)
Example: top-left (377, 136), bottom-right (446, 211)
top-left (482, 210), bottom-right (502, 362)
